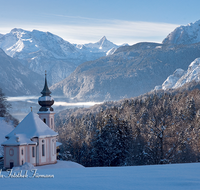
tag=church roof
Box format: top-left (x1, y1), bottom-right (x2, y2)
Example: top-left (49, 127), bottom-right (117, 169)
top-left (2, 134), bottom-right (37, 146)
top-left (5, 112), bottom-right (58, 139)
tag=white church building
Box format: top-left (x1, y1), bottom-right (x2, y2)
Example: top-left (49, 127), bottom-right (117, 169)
top-left (1, 73), bottom-right (58, 169)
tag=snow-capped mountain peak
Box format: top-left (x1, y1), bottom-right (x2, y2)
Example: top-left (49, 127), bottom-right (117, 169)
top-left (0, 28), bottom-right (119, 86)
top-left (154, 68), bottom-right (185, 90)
top-left (154, 58), bottom-right (200, 90)
top-left (83, 36), bottom-right (119, 52)
top-left (163, 20), bottom-right (200, 45)
top-left (98, 36), bottom-right (107, 47)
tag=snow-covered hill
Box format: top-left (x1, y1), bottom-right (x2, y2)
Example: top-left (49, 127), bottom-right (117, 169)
top-left (0, 29), bottom-right (118, 85)
top-left (1, 162), bottom-right (200, 189)
top-left (163, 19), bottom-right (200, 45)
top-left (155, 58), bottom-right (200, 90)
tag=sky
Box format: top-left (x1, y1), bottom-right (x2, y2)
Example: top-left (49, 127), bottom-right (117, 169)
top-left (0, 0), bottom-right (200, 45)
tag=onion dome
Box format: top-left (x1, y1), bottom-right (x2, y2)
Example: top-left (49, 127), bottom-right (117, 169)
top-left (38, 72), bottom-right (54, 111)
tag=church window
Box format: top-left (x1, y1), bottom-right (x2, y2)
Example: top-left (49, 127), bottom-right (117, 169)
top-left (51, 118), bottom-right (53, 128)
top-left (9, 149), bottom-right (14, 156)
top-left (42, 144), bottom-right (45, 156)
top-left (21, 148), bottom-right (23, 155)
top-left (43, 118), bottom-right (46, 123)
top-left (22, 160), bottom-right (23, 165)
top-left (32, 147), bottom-right (35, 157)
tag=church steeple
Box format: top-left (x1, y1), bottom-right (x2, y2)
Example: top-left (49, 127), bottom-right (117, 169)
top-left (38, 72), bottom-right (55, 130)
top-left (38, 71), bottom-right (54, 112)
top-left (41, 71), bottom-right (51, 97)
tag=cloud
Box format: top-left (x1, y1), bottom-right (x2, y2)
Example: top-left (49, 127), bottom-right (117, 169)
top-left (0, 18), bottom-right (179, 45)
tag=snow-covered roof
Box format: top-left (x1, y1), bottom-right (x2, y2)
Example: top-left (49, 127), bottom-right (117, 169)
top-left (2, 134), bottom-right (37, 146)
top-left (5, 112), bottom-right (58, 139)
top-left (56, 142), bottom-right (62, 147)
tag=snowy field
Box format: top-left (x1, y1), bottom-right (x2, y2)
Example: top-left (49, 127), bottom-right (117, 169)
top-left (1, 161), bottom-right (200, 190)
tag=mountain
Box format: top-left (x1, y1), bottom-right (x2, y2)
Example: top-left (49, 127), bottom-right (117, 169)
top-left (0, 29), bottom-right (118, 85)
top-left (154, 58), bottom-right (200, 90)
top-left (50, 41), bottom-right (200, 101)
top-left (0, 34), bottom-right (3, 39)
top-left (82, 36), bottom-right (119, 52)
top-left (0, 48), bottom-right (43, 96)
top-left (163, 19), bottom-right (200, 45)
top-left (154, 68), bottom-right (185, 90)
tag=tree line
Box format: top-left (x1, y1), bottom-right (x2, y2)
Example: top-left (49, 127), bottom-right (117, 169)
top-left (55, 88), bottom-right (200, 166)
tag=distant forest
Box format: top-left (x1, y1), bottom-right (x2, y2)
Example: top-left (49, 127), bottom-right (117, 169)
top-left (55, 88), bottom-right (200, 167)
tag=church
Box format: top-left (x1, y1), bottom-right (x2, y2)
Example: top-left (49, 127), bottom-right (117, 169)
top-left (1, 73), bottom-right (58, 169)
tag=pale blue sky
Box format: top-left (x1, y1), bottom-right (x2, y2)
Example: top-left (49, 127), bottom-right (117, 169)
top-left (0, 0), bottom-right (200, 45)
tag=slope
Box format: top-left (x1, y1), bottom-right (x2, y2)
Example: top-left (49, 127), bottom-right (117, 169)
top-left (51, 42), bottom-right (200, 101)
top-left (0, 48), bottom-right (43, 96)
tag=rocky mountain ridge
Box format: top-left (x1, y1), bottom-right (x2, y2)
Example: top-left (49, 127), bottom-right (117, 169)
top-left (50, 40), bottom-right (200, 101)
top-left (155, 58), bottom-right (200, 91)
top-left (163, 20), bottom-right (200, 45)
top-left (0, 29), bottom-right (119, 85)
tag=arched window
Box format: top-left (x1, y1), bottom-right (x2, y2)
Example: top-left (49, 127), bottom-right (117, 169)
top-left (22, 160), bottom-right (23, 165)
top-left (43, 118), bottom-right (46, 123)
top-left (42, 144), bottom-right (45, 156)
top-left (32, 147), bottom-right (35, 157)
top-left (51, 118), bottom-right (53, 128)
top-left (21, 148), bottom-right (23, 155)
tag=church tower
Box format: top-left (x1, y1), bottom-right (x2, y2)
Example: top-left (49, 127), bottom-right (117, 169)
top-left (38, 72), bottom-right (55, 131)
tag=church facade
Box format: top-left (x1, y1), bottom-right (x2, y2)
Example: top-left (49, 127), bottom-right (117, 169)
top-left (2, 73), bottom-right (58, 169)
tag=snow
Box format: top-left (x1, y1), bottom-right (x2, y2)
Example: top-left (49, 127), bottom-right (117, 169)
top-left (163, 19), bottom-right (200, 45)
top-left (2, 134), bottom-right (37, 146)
top-left (157, 58), bottom-right (200, 90)
top-left (154, 58), bottom-right (200, 90)
top-left (56, 142), bottom-right (62, 147)
top-left (0, 162), bottom-right (200, 189)
top-left (173, 58), bottom-right (200, 88)
top-left (106, 47), bottom-right (117, 56)
top-left (154, 68), bottom-right (185, 90)
top-left (12, 160), bottom-right (83, 171)
top-left (84, 36), bottom-right (118, 52)
top-left (13, 162), bottom-right (35, 171)
top-left (5, 112), bottom-right (57, 139)
top-left (162, 68), bottom-right (185, 90)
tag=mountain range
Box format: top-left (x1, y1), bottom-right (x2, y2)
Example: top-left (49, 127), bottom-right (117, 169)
top-left (2, 20), bottom-right (200, 100)
top-left (49, 20), bottom-right (200, 101)
top-left (0, 29), bottom-right (119, 86)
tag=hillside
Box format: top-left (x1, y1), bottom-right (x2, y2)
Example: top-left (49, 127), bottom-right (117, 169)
top-left (0, 48), bottom-right (43, 96)
top-left (51, 41), bottom-right (200, 101)
top-left (55, 83), bottom-right (200, 167)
